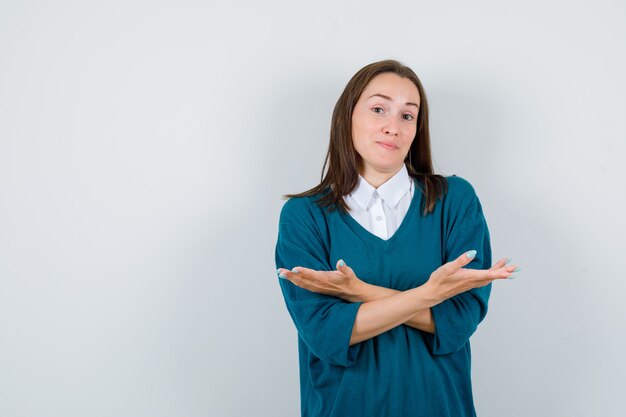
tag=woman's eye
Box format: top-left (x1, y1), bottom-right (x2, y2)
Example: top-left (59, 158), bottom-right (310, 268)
top-left (372, 107), bottom-right (384, 114)
top-left (403, 114), bottom-right (414, 121)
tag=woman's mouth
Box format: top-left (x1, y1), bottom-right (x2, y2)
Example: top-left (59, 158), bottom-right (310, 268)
top-left (377, 141), bottom-right (398, 150)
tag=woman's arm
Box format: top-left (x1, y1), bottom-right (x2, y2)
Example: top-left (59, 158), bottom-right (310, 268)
top-left (279, 251), bottom-right (517, 345)
top-left (356, 281), bottom-right (435, 333)
top-left (278, 260), bottom-right (435, 333)
top-left (278, 257), bottom-right (514, 335)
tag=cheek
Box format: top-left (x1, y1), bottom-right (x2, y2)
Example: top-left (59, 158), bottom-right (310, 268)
top-left (354, 121), bottom-right (378, 144)
top-left (351, 131), bottom-right (367, 154)
top-left (351, 120), bottom-right (370, 147)
top-left (403, 126), bottom-right (417, 143)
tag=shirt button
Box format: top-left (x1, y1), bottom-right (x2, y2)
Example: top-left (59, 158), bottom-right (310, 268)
top-left (376, 216), bottom-right (383, 221)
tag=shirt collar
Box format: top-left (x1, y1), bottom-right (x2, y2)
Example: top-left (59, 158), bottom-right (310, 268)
top-left (377, 164), bottom-right (412, 208)
top-left (347, 164), bottom-right (412, 210)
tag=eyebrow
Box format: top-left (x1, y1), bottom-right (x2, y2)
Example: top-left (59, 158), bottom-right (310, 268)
top-left (368, 93), bottom-right (420, 109)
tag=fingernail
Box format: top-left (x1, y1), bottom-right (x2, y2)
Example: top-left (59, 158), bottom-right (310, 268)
top-left (276, 269), bottom-right (287, 279)
top-left (507, 275), bottom-right (516, 280)
top-left (513, 267), bottom-right (521, 272)
top-left (291, 268), bottom-right (299, 273)
top-left (505, 257), bottom-right (512, 265)
top-left (338, 260), bottom-right (345, 267)
top-left (466, 250), bottom-right (477, 259)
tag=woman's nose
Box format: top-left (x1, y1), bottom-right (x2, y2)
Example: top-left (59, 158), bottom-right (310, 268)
top-left (383, 119), bottom-right (399, 135)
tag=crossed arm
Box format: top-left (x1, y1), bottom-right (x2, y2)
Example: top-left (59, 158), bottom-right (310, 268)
top-left (277, 253), bottom-right (517, 345)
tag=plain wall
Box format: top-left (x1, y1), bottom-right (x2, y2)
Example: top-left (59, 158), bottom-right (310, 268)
top-left (1, 1), bottom-right (625, 416)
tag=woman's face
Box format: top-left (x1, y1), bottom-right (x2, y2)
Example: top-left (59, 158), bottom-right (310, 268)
top-left (351, 72), bottom-right (420, 179)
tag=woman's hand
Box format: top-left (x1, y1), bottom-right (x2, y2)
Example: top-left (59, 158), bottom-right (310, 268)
top-left (423, 250), bottom-right (519, 304)
top-left (277, 260), bottom-right (363, 302)
top-left (278, 252), bottom-right (519, 305)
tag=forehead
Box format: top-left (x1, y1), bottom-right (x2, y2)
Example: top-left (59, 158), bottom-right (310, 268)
top-left (361, 72), bottom-right (420, 104)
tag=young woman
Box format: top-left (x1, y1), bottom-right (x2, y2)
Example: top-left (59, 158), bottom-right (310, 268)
top-left (275, 60), bottom-right (518, 417)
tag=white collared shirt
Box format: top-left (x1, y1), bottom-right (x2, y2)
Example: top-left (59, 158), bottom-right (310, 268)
top-left (343, 165), bottom-right (414, 240)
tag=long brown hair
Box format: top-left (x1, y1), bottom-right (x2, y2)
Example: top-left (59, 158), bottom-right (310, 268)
top-left (284, 59), bottom-right (447, 215)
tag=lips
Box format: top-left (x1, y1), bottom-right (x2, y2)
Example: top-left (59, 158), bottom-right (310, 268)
top-left (376, 141), bottom-right (399, 150)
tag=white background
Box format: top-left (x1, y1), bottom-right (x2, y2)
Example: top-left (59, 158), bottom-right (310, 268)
top-left (1, 1), bottom-right (625, 416)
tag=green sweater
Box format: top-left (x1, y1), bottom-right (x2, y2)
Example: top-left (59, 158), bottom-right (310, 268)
top-left (275, 176), bottom-right (492, 417)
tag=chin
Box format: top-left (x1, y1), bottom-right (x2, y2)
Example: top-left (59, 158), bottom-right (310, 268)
top-left (375, 162), bottom-right (404, 173)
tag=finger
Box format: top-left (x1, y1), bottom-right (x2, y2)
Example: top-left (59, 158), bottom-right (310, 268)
top-left (504, 265), bottom-right (521, 279)
top-left (488, 267), bottom-right (518, 280)
top-left (458, 267), bottom-right (512, 283)
top-left (489, 257), bottom-right (509, 270)
top-left (283, 265), bottom-right (335, 285)
top-left (279, 268), bottom-right (313, 290)
top-left (277, 268), bottom-right (300, 286)
top-left (277, 267), bottom-right (309, 282)
top-left (447, 250), bottom-right (478, 273)
top-left (336, 259), bottom-right (358, 280)
top-left (503, 264), bottom-right (520, 274)
top-left (289, 265), bottom-right (316, 275)
top-left (336, 259), bottom-right (354, 274)
top-left (464, 263), bottom-right (520, 285)
top-left (336, 259), bottom-right (346, 270)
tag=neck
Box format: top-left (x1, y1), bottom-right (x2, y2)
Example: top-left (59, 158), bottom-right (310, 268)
top-left (361, 165), bottom-right (403, 189)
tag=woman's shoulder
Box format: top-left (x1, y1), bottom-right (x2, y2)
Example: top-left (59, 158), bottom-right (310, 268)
top-left (280, 194), bottom-right (318, 215)
top-left (445, 175), bottom-right (478, 196)
top-left (441, 175), bottom-right (481, 208)
top-left (279, 189), bottom-right (332, 225)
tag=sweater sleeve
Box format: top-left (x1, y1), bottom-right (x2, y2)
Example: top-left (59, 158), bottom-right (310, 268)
top-left (275, 198), bottom-right (363, 367)
top-left (425, 177), bottom-right (493, 356)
